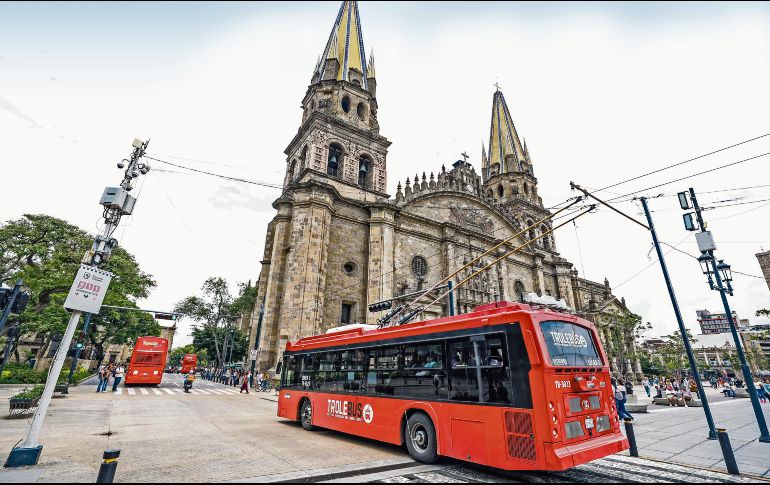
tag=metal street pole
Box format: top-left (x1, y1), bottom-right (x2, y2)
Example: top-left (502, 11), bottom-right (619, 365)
top-left (67, 313), bottom-right (92, 385)
top-left (686, 188), bottom-right (770, 442)
top-left (709, 255), bottom-right (770, 442)
top-left (640, 197), bottom-right (719, 440)
top-left (0, 324), bottom-right (18, 377)
top-left (6, 138), bottom-right (152, 468)
top-left (0, 279), bottom-right (23, 336)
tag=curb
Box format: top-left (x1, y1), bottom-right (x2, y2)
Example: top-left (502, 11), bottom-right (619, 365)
top-left (637, 453), bottom-right (770, 482)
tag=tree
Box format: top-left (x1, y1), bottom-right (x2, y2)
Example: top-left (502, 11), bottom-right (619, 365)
top-left (191, 326), bottom-right (247, 366)
top-left (174, 277), bottom-right (255, 366)
top-left (602, 310), bottom-right (651, 379)
top-left (658, 330), bottom-right (697, 380)
top-left (0, 214), bottom-right (156, 366)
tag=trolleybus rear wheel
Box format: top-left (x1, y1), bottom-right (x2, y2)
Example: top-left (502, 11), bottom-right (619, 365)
top-left (300, 399), bottom-right (314, 431)
top-left (405, 412), bottom-right (438, 464)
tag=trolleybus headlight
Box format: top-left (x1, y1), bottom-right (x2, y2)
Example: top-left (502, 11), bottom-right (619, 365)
top-left (552, 428), bottom-right (559, 438)
top-left (548, 401), bottom-right (554, 411)
top-left (133, 371), bottom-right (138, 375)
top-left (552, 415), bottom-right (558, 424)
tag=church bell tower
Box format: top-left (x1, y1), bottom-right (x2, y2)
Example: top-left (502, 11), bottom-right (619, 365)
top-left (283, 1), bottom-right (390, 197)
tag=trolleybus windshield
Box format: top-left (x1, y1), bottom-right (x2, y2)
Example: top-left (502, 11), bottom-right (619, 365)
top-left (134, 352), bottom-right (163, 366)
top-left (540, 321), bottom-right (602, 367)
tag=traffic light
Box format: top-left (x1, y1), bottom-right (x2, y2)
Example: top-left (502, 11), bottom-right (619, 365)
top-left (0, 288), bottom-right (29, 314)
top-left (368, 300), bottom-right (393, 313)
top-left (154, 312), bottom-right (177, 321)
top-left (12, 292), bottom-right (29, 314)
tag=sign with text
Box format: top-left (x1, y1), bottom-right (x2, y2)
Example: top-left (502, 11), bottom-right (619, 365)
top-left (64, 264), bottom-right (113, 314)
top-left (250, 350), bottom-right (258, 360)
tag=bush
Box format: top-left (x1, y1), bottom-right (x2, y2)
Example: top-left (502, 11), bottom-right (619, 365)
top-left (12, 385), bottom-right (45, 400)
top-left (0, 363), bottom-right (93, 385)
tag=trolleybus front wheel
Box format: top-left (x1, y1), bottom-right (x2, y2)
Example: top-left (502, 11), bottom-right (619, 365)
top-left (405, 412), bottom-right (438, 464)
top-left (300, 399), bottom-right (314, 431)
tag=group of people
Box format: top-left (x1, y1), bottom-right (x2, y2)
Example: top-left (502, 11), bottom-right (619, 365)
top-left (709, 375), bottom-right (770, 401)
top-left (95, 362), bottom-right (126, 393)
top-left (201, 366), bottom-right (273, 393)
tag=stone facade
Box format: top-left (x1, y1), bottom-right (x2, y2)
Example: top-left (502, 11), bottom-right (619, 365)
top-left (757, 250), bottom-right (770, 292)
top-left (249, 1), bottom-right (639, 376)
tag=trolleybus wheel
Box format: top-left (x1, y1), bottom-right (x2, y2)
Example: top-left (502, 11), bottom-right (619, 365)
top-left (405, 412), bottom-right (438, 464)
top-left (300, 399), bottom-right (314, 431)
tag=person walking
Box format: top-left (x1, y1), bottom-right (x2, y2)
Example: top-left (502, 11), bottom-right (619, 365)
top-left (240, 371), bottom-right (250, 394)
top-left (613, 378), bottom-right (633, 421)
top-left (642, 377), bottom-right (651, 398)
top-left (101, 364), bottom-right (114, 392)
top-left (96, 364), bottom-right (106, 393)
top-left (112, 363), bottom-right (125, 392)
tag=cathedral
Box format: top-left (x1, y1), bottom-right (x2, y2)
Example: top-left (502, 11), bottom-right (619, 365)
top-left (249, 1), bottom-right (640, 377)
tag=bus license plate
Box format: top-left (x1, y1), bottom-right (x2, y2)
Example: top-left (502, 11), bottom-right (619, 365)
top-left (585, 417), bottom-right (595, 429)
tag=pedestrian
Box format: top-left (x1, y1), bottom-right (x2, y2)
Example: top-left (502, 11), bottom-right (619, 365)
top-left (612, 378), bottom-right (633, 421)
top-left (240, 371), bottom-right (250, 394)
top-left (112, 363), bottom-right (125, 392)
top-left (262, 371), bottom-right (270, 392)
top-left (256, 371), bottom-right (264, 392)
top-left (624, 378), bottom-right (634, 396)
top-left (96, 364), bottom-right (106, 393)
top-left (642, 377), bottom-right (651, 398)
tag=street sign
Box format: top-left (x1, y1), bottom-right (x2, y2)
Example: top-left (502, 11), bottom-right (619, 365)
top-left (64, 264), bottom-right (113, 314)
top-left (250, 350), bottom-right (258, 360)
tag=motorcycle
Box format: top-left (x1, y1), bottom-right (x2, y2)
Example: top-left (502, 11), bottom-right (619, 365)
top-left (183, 373), bottom-right (194, 393)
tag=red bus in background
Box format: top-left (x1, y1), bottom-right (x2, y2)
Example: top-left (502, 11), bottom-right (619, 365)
top-left (125, 336), bottom-right (168, 385)
top-left (278, 301), bottom-right (627, 471)
top-left (180, 354), bottom-right (198, 374)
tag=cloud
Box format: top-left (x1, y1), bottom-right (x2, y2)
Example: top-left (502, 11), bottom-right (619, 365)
top-left (0, 96), bottom-right (41, 128)
top-left (207, 184), bottom-right (278, 212)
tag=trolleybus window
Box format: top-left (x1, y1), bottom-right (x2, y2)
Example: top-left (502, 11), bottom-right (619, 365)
top-left (366, 346), bottom-right (400, 395)
top-left (540, 321), bottom-right (602, 367)
top-left (449, 333), bottom-right (512, 404)
top-left (397, 342), bottom-right (447, 399)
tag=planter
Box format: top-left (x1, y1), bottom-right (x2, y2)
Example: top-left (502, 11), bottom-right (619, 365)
top-left (8, 397), bottom-right (40, 418)
top-left (53, 383), bottom-right (69, 397)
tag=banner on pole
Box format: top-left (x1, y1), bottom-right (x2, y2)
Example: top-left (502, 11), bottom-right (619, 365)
top-left (250, 350), bottom-right (258, 360)
top-left (64, 264), bottom-right (113, 314)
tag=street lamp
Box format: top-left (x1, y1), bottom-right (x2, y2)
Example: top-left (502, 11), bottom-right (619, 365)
top-left (680, 187), bottom-right (770, 443)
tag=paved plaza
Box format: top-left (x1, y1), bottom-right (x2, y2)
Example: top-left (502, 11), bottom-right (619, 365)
top-left (0, 376), bottom-right (768, 483)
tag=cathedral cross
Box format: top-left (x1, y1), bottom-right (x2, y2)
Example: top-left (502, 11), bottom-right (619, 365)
top-left (494, 81), bottom-right (501, 92)
top-left (461, 151), bottom-right (469, 163)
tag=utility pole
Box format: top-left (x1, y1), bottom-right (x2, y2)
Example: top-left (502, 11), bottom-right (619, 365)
top-left (570, 183), bottom-right (719, 440)
top-left (5, 139), bottom-right (152, 468)
top-left (639, 197), bottom-right (719, 440)
top-left (680, 188), bottom-right (770, 443)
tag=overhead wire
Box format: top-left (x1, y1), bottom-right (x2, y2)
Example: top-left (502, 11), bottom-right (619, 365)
top-left (145, 156), bottom-right (284, 189)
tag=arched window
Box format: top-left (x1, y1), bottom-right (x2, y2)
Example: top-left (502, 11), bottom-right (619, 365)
top-left (541, 226), bottom-right (550, 249)
top-left (327, 143), bottom-right (343, 177)
top-left (497, 185), bottom-right (504, 198)
top-left (411, 256), bottom-right (428, 279)
top-left (358, 155), bottom-right (372, 188)
top-left (527, 220), bottom-right (535, 242)
top-left (514, 281), bottom-right (526, 303)
top-left (524, 183), bottom-right (530, 196)
top-left (341, 96), bottom-right (351, 113)
top-left (299, 145), bottom-right (308, 172)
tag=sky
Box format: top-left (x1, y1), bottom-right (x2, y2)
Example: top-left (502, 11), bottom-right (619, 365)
top-left (1, 1), bottom-right (769, 348)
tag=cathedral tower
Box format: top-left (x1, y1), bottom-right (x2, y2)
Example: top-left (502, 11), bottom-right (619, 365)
top-left (283, 0), bottom-right (390, 197)
top-left (481, 88), bottom-right (556, 253)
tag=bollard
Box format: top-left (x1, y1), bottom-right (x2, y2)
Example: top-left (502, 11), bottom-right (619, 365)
top-left (716, 429), bottom-right (739, 475)
top-left (623, 418), bottom-right (638, 457)
top-left (96, 449), bottom-right (120, 483)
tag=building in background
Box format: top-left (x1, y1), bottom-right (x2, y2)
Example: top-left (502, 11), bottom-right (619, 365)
top-left (757, 250), bottom-right (770, 291)
top-left (695, 309), bottom-right (747, 334)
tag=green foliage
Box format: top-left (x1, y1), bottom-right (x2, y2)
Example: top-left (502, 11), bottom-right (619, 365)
top-left (192, 325), bottom-right (247, 365)
top-left (12, 385), bottom-right (44, 400)
top-left (168, 344), bottom-right (208, 368)
top-left (602, 309), bottom-right (651, 377)
top-left (175, 277), bottom-right (256, 366)
top-left (0, 362), bottom-right (93, 384)
top-left (639, 353), bottom-right (663, 376)
top-left (0, 214), bottom-right (157, 364)
top-left (757, 309), bottom-right (770, 318)
top-left (658, 330), bottom-right (697, 379)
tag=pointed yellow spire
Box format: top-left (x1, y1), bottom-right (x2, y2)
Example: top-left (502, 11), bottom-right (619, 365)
top-left (487, 88), bottom-right (525, 174)
top-left (317, 1), bottom-right (371, 89)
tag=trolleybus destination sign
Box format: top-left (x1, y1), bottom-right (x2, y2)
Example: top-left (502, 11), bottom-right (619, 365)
top-left (64, 264), bottom-right (113, 314)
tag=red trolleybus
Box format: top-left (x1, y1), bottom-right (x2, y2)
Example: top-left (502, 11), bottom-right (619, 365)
top-left (180, 354), bottom-right (198, 374)
top-left (277, 301), bottom-right (627, 470)
top-left (125, 336), bottom-right (169, 385)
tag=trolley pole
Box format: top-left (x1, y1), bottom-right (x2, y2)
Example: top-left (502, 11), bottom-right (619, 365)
top-left (5, 138), bottom-right (152, 468)
top-left (640, 197), bottom-right (718, 440)
top-left (683, 188), bottom-right (770, 443)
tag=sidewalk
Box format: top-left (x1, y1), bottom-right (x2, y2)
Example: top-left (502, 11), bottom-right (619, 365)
top-left (626, 387), bottom-right (770, 477)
